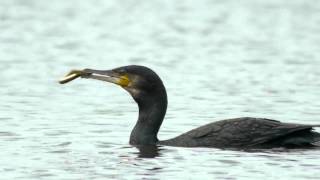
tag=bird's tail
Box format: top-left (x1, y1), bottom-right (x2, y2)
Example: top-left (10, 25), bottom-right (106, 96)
top-left (311, 127), bottom-right (320, 146)
top-left (312, 139), bottom-right (320, 146)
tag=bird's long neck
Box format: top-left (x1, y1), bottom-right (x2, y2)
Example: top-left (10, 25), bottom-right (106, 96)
top-left (130, 89), bottom-right (167, 145)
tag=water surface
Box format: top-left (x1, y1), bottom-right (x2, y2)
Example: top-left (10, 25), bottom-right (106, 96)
top-left (1, 0), bottom-right (320, 179)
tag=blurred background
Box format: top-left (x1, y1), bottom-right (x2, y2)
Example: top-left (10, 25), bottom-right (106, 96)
top-left (1, 0), bottom-right (320, 179)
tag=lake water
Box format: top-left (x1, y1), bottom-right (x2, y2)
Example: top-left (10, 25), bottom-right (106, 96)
top-left (1, 0), bottom-right (320, 179)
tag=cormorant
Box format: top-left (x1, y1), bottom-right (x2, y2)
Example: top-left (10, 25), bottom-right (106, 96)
top-left (59, 65), bottom-right (320, 149)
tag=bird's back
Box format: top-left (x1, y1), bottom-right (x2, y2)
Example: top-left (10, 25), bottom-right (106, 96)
top-left (159, 117), bottom-right (320, 148)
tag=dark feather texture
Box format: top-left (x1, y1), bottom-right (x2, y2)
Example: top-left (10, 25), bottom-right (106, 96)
top-left (159, 118), bottom-right (320, 148)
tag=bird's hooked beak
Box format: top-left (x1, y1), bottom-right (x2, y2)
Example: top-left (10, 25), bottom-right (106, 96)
top-left (59, 69), bottom-right (131, 87)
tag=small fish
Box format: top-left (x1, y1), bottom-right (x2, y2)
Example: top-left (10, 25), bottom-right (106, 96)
top-left (59, 70), bottom-right (86, 84)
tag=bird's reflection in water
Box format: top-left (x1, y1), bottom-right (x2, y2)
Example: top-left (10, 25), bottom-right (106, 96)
top-left (134, 145), bottom-right (162, 158)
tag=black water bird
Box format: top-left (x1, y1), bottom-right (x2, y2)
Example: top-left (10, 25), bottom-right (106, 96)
top-left (62, 65), bottom-right (320, 149)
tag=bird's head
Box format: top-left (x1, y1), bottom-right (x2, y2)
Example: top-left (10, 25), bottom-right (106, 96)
top-left (79, 65), bottom-right (167, 106)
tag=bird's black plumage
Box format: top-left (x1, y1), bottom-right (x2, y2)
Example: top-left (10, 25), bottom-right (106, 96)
top-left (73, 65), bottom-right (320, 149)
top-left (159, 117), bottom-right (320, 148)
